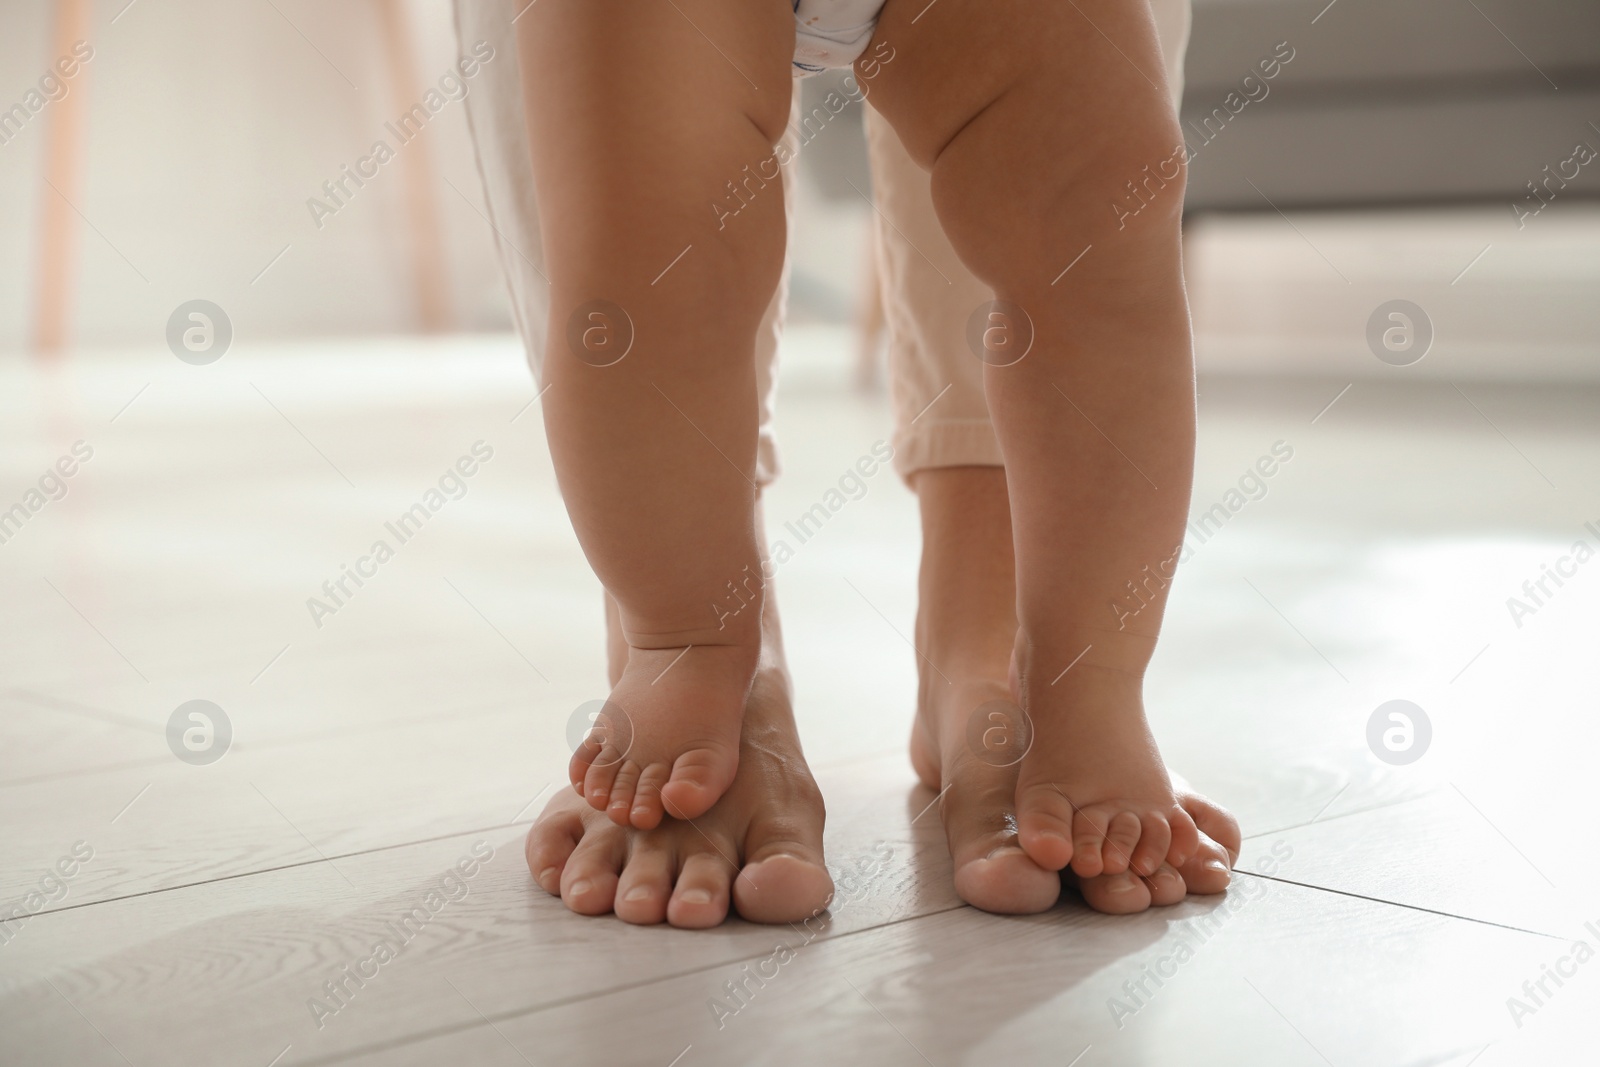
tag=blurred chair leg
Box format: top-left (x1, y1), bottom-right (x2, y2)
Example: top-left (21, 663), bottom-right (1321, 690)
top-left (33, 0), bottom-right (91, 358)
top-left (374, 0), bottom-right (453, 332)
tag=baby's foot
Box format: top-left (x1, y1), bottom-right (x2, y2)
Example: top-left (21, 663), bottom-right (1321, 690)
top-left (1065, 786), bottom-right (1241, 914)
top-left (912, 673), bottom-right (1240, 914)
top-left (534, 664), bottom-right (832, 926)
top-left (1010, 638), bottom-right (1205, 880)
top-left (571, 641), bottom-right (757, 829)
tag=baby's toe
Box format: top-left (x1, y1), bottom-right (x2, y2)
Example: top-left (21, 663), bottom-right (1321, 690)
top-left (1014, 782), bottom-right (1078, 871)
top-left (1066, 806), bottom-right (1113, 878)
top-left (668, 850), bottom-right (733, 929)
top-left (1166, 805), bottom-right (1201, 868)
top-left (606, 760), bottom-right (643, 827)
top-left (614, 841), bottom-right (675, 925)
top-left (629, 762), bottom-right (671, 829)
top-left (1129, 812), bottom-right (1171, 877)
top-left (1100, 810), bottom-right (1142, 876)
top-left (659, 745), bottom-right (738, 822)
top-left (582, 756), bottom-right (622, 814)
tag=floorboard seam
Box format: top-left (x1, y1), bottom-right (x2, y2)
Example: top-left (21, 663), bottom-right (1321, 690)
top-left (1233, 870), bottom-right (1566, 940)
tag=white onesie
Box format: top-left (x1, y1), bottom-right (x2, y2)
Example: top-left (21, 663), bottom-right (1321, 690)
top-left (791, 0), bottom-right (887, 75)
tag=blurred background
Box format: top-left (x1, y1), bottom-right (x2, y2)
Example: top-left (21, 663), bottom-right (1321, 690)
top-left (2, 0), bottom-right (1597, 376)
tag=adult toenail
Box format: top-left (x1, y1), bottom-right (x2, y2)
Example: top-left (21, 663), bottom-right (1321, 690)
top-left (679, 888), bottom-right (712, 905)
top-left (623, 885), bottom-right (652, 902)
top-left (569, 879), bottom-right (593, 897)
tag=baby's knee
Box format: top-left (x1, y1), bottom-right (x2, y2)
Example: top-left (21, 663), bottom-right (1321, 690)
top-left (927, 89), bottom-right (1186, 293)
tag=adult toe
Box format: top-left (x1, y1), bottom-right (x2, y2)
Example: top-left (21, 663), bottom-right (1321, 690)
top-left (736, 812), bottom-right (833, 924)
top-left (614, 837), bottom-right (676, 925)
top-left (668, 848), bottom-right (735, 929)
top-left (559, 823), bottom-right (626, 916)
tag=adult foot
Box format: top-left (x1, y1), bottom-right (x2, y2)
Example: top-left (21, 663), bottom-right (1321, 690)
top-left (570, 639), bottom-right (758, 829)
top-left (535, 660), bottom-right (832, 926)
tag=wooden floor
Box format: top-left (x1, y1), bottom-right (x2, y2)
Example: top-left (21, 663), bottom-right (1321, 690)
top-left (2, 334), bottom-right (1598, 1066)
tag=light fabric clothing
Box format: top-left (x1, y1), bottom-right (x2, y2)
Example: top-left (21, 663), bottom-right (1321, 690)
top-left (792, 0), bottom-right (887, 76)
top-left (453, 0), bottom-right (1191, 487)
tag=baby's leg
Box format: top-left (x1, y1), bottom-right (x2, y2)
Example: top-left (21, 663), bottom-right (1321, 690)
top-left (518, 0), bottom-right (793, 827)
top-left (864, 0), bottom-right (1202, 877)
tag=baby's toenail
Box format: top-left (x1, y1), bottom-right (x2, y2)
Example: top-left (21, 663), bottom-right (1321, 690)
top-left (1204, 859), bottom-right (1228, 873)
top-left (537, 866), bottom-right (558, 886)
top-left (623, 885), bottom-right (652, 902)
top-left (679, 888), bottom-right (712, 905)
top-left (1107, 877), bottom-right (1136, 893)
top-left (569, 879), bottom-right (593, 897)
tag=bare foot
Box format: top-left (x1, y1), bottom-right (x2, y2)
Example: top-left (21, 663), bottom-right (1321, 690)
top-left (908, 468), bottom-right (1239, 915)
top-left (1011, 644), bottom-right (1205, 883)
top-left (1064, 782), bottom-right (1241, 914)
top-left (536, 661), bottom-right (831, 926)
top-left (570, 640), bottom-right (756, 829)
top-left (911, 676), bottom-right (1064, 914)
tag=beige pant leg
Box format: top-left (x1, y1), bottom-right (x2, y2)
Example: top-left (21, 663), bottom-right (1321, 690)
top-left (866, 0), bottom-right (1193, 484)
top-left (454, 0), bottom-right (793, 488)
